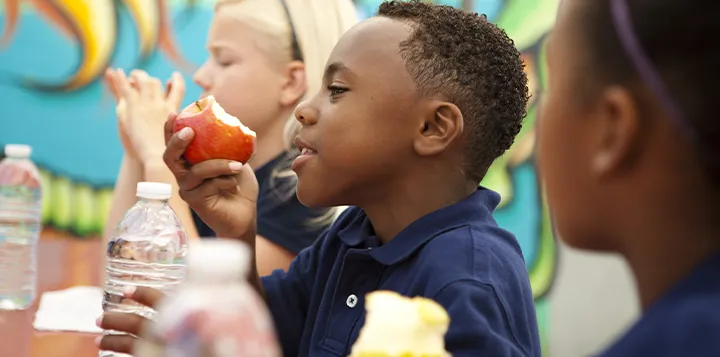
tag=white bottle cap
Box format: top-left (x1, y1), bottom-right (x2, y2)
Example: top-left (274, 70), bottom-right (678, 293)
top-left (187, 240), bottom-right (251, 283)
top-left (4, 144), bottom-right (32, 158)
top-left (136, 182), bottom-right (172, 200)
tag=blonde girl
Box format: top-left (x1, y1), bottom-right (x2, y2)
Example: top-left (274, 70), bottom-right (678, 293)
top-left (105, 0), bottom-right (357, 275)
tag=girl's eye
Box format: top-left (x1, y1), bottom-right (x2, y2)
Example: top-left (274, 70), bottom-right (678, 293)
top-left (212, 55), bottom-right (232, 67)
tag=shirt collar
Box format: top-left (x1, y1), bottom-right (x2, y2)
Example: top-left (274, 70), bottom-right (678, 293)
top-left (337, 187), bottom-right (501, 265)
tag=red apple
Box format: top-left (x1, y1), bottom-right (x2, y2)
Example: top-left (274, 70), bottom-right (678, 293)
top-left (173, 95), bottom-right (256, 165)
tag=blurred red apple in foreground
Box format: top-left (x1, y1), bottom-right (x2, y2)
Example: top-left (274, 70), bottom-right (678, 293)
top-left (173, 95), bottom-right (256, 165)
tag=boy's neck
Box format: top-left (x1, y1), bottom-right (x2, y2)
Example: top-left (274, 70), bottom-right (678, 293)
top-left (360, 176), bottom-right (477, 244)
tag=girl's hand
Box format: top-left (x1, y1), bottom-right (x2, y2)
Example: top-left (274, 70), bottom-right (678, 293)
top-left (105, 68), bottom-right (186, 165)
top-left (104, 69), bottom-right (136, 158)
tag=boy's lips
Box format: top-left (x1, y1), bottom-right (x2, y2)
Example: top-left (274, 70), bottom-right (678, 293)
top-left (300, 147), bottom-right (317, 155)
top-left (294, 136), bottom-right (318, 155)
top-left (292, 136), bottom-right (317, 171)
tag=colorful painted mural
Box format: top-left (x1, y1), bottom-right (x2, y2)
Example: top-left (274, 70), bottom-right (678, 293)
top-left (0, 0), bottom-right (558, 352)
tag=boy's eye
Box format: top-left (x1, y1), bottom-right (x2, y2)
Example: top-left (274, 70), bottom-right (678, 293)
top-left (327, 85), bottom-right (348, 96)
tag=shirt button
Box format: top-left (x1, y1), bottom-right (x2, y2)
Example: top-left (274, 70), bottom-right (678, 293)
top-left (346, 294), bottom-right (358, 308)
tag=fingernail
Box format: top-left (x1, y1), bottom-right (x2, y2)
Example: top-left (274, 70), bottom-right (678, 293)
top-left (123, 285), bottom-right (137, 297)
top-left (229, 162), bottom-right (243, 172)
top-left (96, 316), bottom-right (102, 327)
top-left (94, 336), bottom-right (102, 347)
top-left (178, 127), bottom-right (193, 140)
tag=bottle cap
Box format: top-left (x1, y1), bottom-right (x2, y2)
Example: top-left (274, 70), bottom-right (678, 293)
top-left (136, 182), bottom-right (172, 200)
top-left (4, 144), bottom-right (32, 158)
top-left (187, 240), bottom-right (251, 283)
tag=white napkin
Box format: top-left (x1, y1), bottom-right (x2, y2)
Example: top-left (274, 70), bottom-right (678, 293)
top-left (33, 286), bottom-right (104, 333)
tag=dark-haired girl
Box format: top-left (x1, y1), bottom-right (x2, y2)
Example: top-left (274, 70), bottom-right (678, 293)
top-left (539, 0), bottom-right (720, 355)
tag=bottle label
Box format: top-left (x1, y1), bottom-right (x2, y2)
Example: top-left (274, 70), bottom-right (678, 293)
top-left (135, 296), bottom-right (281, 357)
top-left (0, 185), bottom-right (42, 220)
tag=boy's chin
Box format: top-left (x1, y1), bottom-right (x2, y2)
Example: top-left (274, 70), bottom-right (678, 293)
top-left (296, 183), bottom-right (335, 209)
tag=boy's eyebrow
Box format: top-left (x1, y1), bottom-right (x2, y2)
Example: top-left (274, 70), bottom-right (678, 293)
top-left (324, 62), bottom-right (353, 81)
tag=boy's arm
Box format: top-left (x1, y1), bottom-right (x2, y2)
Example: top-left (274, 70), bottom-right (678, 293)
top-left (434, 280), bottom-right (537, 357)
top-left (257, 231), bottom-right (328, 357)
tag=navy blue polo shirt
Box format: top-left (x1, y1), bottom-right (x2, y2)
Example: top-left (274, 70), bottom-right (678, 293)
top-left (261, 187), bottom-right (541, 357)
top-left (193, 152), bottom-right (333, 253)
top-left (597, 253), bottom-right (720, 357)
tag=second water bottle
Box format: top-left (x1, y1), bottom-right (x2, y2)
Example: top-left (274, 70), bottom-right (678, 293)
top-left (101, 182), bottom-right (189, 357)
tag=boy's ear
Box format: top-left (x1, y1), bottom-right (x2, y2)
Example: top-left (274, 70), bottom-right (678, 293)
top-left (413, 100), bottom-right (464, 156)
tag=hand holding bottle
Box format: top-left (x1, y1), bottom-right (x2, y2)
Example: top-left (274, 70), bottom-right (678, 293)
top-left (97, 286), bottom-right (165, 354)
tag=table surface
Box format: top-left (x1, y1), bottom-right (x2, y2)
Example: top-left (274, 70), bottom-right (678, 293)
top-left (0, 233), bottom-right (102, 357)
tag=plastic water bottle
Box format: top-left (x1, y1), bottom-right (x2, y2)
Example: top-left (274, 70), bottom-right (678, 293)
top-left (134, 240), bottom-right (281, 357)
top-left (0, 144), bottom-right (43, 311)
top-left (101, 182), bottom-right (189, 357)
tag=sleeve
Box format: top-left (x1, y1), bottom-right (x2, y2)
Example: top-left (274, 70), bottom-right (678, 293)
top-left (260, 230), bottom-right (327, 357)
top-left (433, 280), bottom-right (534, 357)
top-left (257, 193), bottom-right (333, 254)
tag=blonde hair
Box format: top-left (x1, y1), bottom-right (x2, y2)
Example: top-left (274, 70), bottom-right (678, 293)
top-left (215, 0), bottom-right (357, 223)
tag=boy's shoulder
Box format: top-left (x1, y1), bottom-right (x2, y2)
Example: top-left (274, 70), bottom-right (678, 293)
top-left (417, 218), bottom-right (527, 285)
top-left (322, 188), bottom-right (530, 291)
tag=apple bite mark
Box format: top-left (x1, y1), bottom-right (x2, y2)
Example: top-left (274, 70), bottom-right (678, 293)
top-left (211, 102), bottom-right (255, 133)
top-left (173, 95), bottom-right (257, 165)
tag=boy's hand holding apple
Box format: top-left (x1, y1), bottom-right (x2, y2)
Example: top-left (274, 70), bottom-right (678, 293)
top-left (163, 96), bottom-right (259, 246)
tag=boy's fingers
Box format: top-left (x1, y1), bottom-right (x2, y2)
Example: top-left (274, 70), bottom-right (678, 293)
top-left (164, 112), bottom-right (178, 144)
top-left (163, 127), bottom-right (193, 178)
top-left (208, 175), bottom-right (241, 193)
top-left (97, 334), bottom-right (136, 354)
top-left (180, 160), bottom-right (244, 191)
top-left (179, 176), bottom-right (239, 204)
top-left (125, 286), bottom-right (164, 309)
top-left (98, 312), bottom-right (147, 336)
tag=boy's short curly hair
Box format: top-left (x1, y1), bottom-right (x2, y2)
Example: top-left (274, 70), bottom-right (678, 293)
top-left (378, 0), bottom-right (529, 183)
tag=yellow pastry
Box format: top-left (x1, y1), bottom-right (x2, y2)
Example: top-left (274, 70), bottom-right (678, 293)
top-left (348, 291), bottom-right (451, 357)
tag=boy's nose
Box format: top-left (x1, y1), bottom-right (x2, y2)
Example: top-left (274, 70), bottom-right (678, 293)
top-left (295, 100), bottom-right (318, 125)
